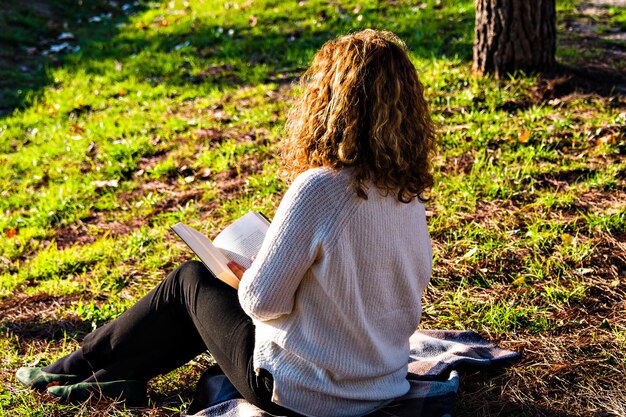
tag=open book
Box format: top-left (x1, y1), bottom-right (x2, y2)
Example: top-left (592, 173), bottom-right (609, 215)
top-left (171, 212), bottom-right (270, 289)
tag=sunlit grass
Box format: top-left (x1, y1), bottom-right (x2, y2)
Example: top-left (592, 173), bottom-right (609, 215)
top-left (1, 0), bottom-right (625, 416)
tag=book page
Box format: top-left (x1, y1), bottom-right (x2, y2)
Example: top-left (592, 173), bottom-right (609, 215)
top-left (171, 223), bottom-right (240, 289)
top-left (212, 212), bottom-right (270, 269)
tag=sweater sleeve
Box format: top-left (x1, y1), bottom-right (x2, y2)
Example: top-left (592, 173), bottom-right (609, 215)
top-left (237, 169), bottom-right (339, 321)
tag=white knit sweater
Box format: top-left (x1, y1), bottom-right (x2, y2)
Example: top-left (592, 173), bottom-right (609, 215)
top-left (238, 167), bottom-right (432, 417)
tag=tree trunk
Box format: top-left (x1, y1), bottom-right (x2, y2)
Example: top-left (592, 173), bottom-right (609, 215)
top-left (473, 0), bottom-right (556, 77)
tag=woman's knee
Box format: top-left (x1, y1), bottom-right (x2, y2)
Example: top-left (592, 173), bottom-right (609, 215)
top-left (174, 260), bottom-right (211, 290)
top-left (164, 260), bottom-right (229, 302)
top-left (179, 260), bottom-right (208, 275)
top-left (160, 260), bottom-right (206, 296)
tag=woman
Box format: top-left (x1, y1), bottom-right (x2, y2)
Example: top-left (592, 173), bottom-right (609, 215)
top-left (17, 29), bottom-right (436, 416)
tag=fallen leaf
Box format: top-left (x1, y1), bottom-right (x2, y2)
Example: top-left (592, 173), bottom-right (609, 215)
top-left (58, 32), bottom-right (75, 41)
top-left (199, 167), bottom-right (212, 178)
top-left (210, 110), bottom-right (231, 122)
top-left (6, 228), bottom-right (18, 238)
top-left (518, 130), bottom-right (531, 143)
top-left (596, 133), bottom-right (617, 146)
top-left (174, 41), bottom-right (190, 50)
top-left (87, 141), bottom-right (98, 155)
top-left (49, 42), bottom-right (73, 53)
top-left (49, 103), bottom-right (61, 114)
top-left (93, 179), bottom-right (119, 189)
top-left (512, 276), bottom-right (526, 286)
top-left (70, 124), bottom-right (84, 134)
top-left (462, 247), bottom-right (478, 259)
top-left (561, 233), bottom-right (574, 245)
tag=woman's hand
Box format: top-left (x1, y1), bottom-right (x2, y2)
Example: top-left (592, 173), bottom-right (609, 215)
top-left (227, 256), bottom-right (255, 280)
top-left (227, 261), bottom-right (247, 280)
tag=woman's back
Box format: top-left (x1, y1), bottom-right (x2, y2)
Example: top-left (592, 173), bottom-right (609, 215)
top-left (240, 167), bottom-right (432, 416)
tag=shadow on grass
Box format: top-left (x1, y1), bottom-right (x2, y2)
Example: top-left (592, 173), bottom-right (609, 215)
top-left (0, 0), bottom-right (475, 117)
top-left (535, 65), bottom-right (626, 100)
top-left (2, 318), bottom-right (92, 342)
top-left (3, 0), bottom-right (624, 119)
top-left (0, 293), bottom-right (91, 342)
top-left (0, 0), bottom-right (147, 115)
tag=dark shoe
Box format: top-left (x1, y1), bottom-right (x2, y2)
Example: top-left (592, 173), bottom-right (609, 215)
top-left (47, 380), bottom-right (147, 406)
top-left (16, 367), bottom-right (83, 391)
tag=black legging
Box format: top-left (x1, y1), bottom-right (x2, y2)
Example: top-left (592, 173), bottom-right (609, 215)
top-left (80, 260), bottom-right (294, 415)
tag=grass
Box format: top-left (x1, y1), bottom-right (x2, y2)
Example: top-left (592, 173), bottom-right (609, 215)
top-left (1, 0), bottom-right (625, 416)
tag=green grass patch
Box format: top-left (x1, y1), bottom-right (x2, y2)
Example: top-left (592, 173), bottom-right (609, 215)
top-left (1, 0), bottom-right (625, 416)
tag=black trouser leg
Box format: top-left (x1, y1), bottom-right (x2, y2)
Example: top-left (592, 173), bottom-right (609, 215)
top-left (80, 260), bottom-right (294, 415)
top-left (81, 261), bottom-right (208, 380)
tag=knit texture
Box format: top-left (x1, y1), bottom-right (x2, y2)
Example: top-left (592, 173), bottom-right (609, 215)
top-left (238, 167), bottom-right (432, 417)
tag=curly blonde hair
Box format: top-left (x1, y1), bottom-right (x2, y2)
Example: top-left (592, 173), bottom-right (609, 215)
top-left (281, 29), bottom-right (436, 203)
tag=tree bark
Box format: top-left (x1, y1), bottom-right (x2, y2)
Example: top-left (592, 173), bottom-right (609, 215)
top-left (473, 0), bottom-right (556, 77)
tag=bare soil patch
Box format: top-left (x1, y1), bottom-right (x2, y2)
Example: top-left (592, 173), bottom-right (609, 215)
top-left (53, 213), bottom-right (145, 250)
top-left (214, 155), bottom-right (266, 199)
top-left (532, 167), bottom-right (596, 190)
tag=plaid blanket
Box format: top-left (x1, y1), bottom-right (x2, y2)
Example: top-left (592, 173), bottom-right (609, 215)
top-left (184, 330), bottom-right (520, 417)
